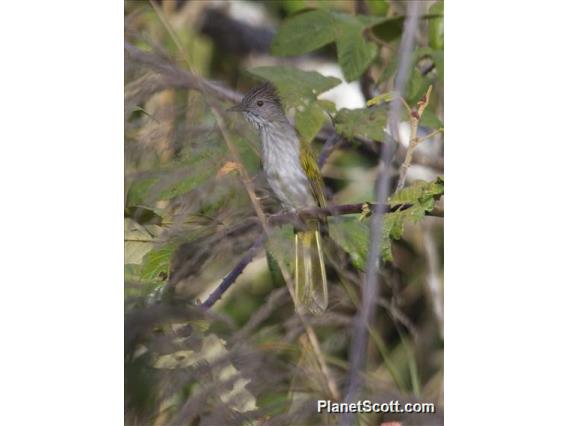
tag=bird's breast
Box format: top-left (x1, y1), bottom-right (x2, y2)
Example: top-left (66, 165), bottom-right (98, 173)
top-left (261, 128), bottom-right (316, 210)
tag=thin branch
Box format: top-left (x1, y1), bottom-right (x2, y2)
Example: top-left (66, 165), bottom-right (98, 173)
top-left (341, 3), bottom-right (423, 424)
top-left (124, 41), bottom-right (242, 104)
top-left (396, 85), bottom-right (435, 191)
top-left (200, 234), bottom-right (267, 309)
top-left (417, 127), bottom-right (444, 144)
top-left (269, 201), bottom-right (443, 228)
top-left (397, 95), bottom-right (413, 117)
top-left (318, 133), bottom-right (344, 168)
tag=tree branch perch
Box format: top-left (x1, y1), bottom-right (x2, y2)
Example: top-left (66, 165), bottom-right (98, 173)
top-left (200, 199), bottom-right (442, 309)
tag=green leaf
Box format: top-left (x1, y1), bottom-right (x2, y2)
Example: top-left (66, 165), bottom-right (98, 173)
top-left (281, 0), bottom-right (307, 14)
top-left (329, 213), bottom-right (405, 266)
top-left (295, 102), bottom-right (326, 141)
top-left (272, 9), bottom-right (337, 56)
top-left (352, 15), bottom-right (386, 28)
top-left (329, 217), bottom-right (369, 271)
top-left (335, 107), bottom-right (387, 140)
top-left (266, 225), bottom-right (295, 273)
top-left (157, 172), bottom-right (205, 200)
top-left (389, 177), bottom-right (444, 206)
top-left (372, 14), bottom-right (441, 45)
top-left (406, 47), bottom-right (443, 104)
top-left (428, 2), bottom-right (444, 50)
top-left (126, 142), bottom-right (228, 206)
top-left (337, 27), bottom-right (378, 81)
top-left (266, 251), bottom-right (285, 287)
top-left (272, 10), bottom-right (384, 81)
top-left (126, 176), bottom-right (160, 206)
top-left (381, 212), bottom-right (404, 262)
top-left (406, 67), bottom-right (431, 105)
top-left (249, 66), bottom-right (341, 108)
top-left (367, 0), bottom-right (390, 16)
top-left (333, 14), bottom-right (383, 81)
top-left (141, 243), bottom-right (179, 282)
top-left (381, 177), bottom-right (444, 261)
top-left (420, 109), bottom-right (443, 130)
top-left (371, 16), bottom-right (405, 42)
top-left (128, 106), bottom-right (159, 123)
top-left (380, 178), bottom-right (444, 259)
top-left (317, 99), bottom-right (337, 114)
top-left (331, 178), bottom-right (444, 264)
top-left (367, 91), bottom-right (395, 106)
top-left (431, 49), bottom-right (444, 81)
top-left (124, 205), bottom-right (163, 225)
top-left (161, 145), bottom-right (229, 200)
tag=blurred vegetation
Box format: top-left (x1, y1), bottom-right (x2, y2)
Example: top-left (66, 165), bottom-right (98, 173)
top-left (125, 1), bottom-right (444, 425)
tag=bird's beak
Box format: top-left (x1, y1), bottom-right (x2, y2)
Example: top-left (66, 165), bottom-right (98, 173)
top-left (227, 104), bottom-right (243, 113)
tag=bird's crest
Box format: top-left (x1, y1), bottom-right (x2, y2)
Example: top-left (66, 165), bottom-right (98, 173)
top-left (243, 82), bottom-right (282, 107)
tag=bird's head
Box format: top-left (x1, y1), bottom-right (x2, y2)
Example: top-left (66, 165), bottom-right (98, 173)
top-left (227, 82), bottom-right (286, 131)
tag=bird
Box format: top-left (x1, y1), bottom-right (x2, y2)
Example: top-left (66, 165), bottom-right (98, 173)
top-left (228, 82), bottom-right (328, 314)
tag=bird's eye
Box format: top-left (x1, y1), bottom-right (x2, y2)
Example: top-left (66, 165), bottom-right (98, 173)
top-left (256, 100), bottom-right (264, 107)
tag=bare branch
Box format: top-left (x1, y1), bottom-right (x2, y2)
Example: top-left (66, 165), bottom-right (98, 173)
top-left (125, 41), bottom-right (242, 103)
top-left (200, 233), bottom-right (267, 309)
top-left (417, 127), bottom-right (444, 144)
top-left (318, 133), bottom-right (344, 168)
top-left (396, 85), bottom-right (437, 191)
top-left (269, 201), bottom-right (443, 228)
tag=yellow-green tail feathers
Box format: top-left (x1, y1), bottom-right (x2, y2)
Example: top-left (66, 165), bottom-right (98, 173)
top-left (294, 228), bottom-right (328, 315)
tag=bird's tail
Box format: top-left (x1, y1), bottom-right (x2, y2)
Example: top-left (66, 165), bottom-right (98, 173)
top-left (294, 224), bottom-right (328, 315)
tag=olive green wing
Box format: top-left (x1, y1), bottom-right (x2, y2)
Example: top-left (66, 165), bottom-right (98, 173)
top-left (299, 137), bottom-right (326, 208)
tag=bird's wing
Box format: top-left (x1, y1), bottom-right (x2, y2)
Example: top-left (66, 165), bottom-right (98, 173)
top-left (299, 137), bottom-right (327, 208)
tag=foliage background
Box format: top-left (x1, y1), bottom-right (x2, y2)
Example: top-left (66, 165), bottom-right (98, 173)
top-left (125, 1), bottom-right (444, 425)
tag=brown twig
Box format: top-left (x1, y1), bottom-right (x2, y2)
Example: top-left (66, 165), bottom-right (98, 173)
top-left (395, 85), bottom-right (444, 191)
top-left (318, 133), bottom-right (344, 168)
top-left (124, 41), bottom-right (242, 104)
top-left (269, 201), bottom-right (443, 228)
top-left (417, 127), bottom-right (444, 144)
top-left (200, 234), bottom-right (267, 309)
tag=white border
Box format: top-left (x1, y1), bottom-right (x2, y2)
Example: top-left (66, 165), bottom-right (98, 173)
top-left (1, 1), bottom-right (123, 425)
top-left (446, 1), bottom-right (568, 424)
